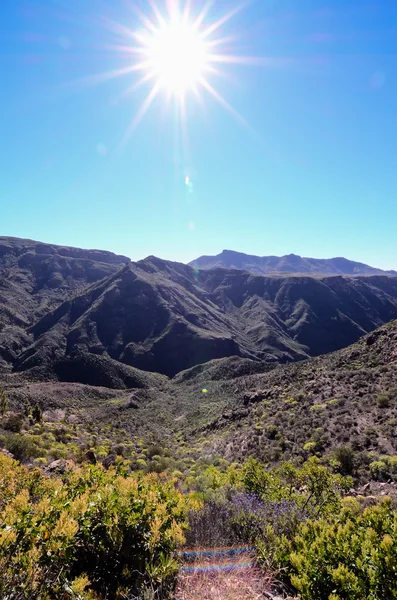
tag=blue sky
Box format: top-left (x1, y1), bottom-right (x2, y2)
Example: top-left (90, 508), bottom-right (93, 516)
top-left (1, 0), bottom-right (397, 268)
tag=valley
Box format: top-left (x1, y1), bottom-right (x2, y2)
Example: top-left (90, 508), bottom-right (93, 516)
top-left (1, 237), bottom-right (397, 600)
top-left (1, 236), bottom-right (397, 482)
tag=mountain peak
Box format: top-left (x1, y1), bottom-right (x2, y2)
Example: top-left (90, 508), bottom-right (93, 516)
top-left (189, 250), bottom-right (397, 277)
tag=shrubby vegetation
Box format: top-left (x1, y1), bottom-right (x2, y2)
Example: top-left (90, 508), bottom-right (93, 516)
top-left (286, 498), bottom-right (397, 600)
top-left (0, 447), bottom-right (396, 599)
top-left (184, 458), bottom-right (397, 600)
top-left (185, 458), bottom-right (350, 545)
top-left (0, 453), bottom-right (194, 599)
top-left (1, 379), bottom-right (397, 599)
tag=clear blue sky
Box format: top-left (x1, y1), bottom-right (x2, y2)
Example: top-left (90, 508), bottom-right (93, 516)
top-left (1, 0), bottom-right (396, 268)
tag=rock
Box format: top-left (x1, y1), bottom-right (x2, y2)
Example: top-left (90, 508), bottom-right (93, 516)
top-left (127, 399), bottom-right (139, 409)
top-left (243, 390), bottom-right (266, 405)
top-left (45, 459), bottom-right (68, 474)
top-left (0, 448), bottom-right (14, 459)
top-left (102, 453), bottom-right (117, 469)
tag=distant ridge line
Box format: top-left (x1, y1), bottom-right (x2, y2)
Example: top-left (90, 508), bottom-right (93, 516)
top-left (189, 249), bottom-right (397, 277)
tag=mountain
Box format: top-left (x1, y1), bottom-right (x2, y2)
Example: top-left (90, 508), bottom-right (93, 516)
top-left (0, 236), bottom-right (129, 325)
top-left (4, 314), bottom-right (397, 477)
top-left (2, 237), bottom-right (397, 383)
top-left (189, 249), bottom-right (397, 277)
top-left (0, 236), bottom-right (129, 367)
top-left (191, 319), bottom-right (397, 469)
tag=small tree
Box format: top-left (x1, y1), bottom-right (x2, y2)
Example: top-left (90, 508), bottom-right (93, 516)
top-left (0, 388), bottom-right (8, 416)
top-left (32, 403), bottom-right (42, 424)
top-left (333, 445), bottom-right (355, 476)
top-left (23, 399), bottom-right (31, 418)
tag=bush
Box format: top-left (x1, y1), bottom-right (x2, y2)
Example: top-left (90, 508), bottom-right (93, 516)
top-left (242, 458), bottom-right (349, 518)
top-left (186, 459), bottom-right (351, 558)
top-left (287, 498), bottom-right (397, 600)
top-left (369, 460), bottom-right (389, 481)
top-left (3, 413), bottom-right (24, 433)
top-left (0, 454), bottom-right (193, 599)
top-left (333, 445), bottom-right (355, 476)
top-left (0, 388), bottom-right (8, 415)
top-left (3, 433), bottom-right (41, 461)
top-left (376, 394), bottom-right (390, 408)
top-left (265, 424), bottom-right (278, 439)
top-left (303, 441), bottom-right (317, 453)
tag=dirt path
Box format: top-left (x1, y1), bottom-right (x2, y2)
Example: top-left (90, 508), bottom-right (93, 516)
top-left (175, 546), bottom-right (275, 600)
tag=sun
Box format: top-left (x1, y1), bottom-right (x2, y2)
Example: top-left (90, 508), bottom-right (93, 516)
top-left (118, 0), bottom-right (253, 127)
top-left (76, 2), bottom-right (268, 138)
top-left (139, 18), bottom-right (210, 98)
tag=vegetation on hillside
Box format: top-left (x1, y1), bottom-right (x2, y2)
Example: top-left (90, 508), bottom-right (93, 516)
top-left (184, 459), bottom-right (397, 599)
top-left (1, 451), bottom-right (396, 599)
top-left (1, 271), bottom-right (397, 599)
top-left (0, 453), bottom-right (193, 599)
top-left (1, 320), bottom-right (397, 489)
top-left (192, 320), bottom-right (397, 481)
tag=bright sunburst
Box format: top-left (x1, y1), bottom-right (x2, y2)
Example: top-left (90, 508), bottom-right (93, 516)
top-left (118, 0), bottom-right (254, 131)
top-left (137, 15), bottom-right (210, 98)
top-left (75, 1), bottom-right (271, 141)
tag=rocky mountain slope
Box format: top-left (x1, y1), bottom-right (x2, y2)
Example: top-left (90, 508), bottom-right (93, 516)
top-left (191, 319), bottom-right (397, 473)
top-left (0, 237), bottom-right (129, 366)
top-left (190, 249), bottom-right (397, 277)
top-left (2, 237), bottom-right (397, 383)
top-left (3, 317), bottom-right (397, 480)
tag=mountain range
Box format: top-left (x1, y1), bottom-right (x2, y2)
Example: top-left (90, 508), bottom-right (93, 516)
top-left (189, 249), bottom-right (397, 277)
top-left (1, 236), bottom-right (397, 385)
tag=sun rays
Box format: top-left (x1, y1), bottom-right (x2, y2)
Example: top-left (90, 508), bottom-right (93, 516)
top-left (72, 0), bottom-right (265, 143)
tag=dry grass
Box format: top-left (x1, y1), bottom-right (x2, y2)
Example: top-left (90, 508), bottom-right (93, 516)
top-left (175, 562), bottom-right (273, 600)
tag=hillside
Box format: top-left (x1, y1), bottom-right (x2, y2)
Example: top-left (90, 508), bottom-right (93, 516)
top-left (2, 319), bottom-right (397, 483)
top-left (188, 319), bottom-right (397, 475)
top-left (0, 236), bottom-right (129, 369)
top-left (2, 238), bottom-right (397, 381)
top-left (190, 249), bottom-right (397, 277)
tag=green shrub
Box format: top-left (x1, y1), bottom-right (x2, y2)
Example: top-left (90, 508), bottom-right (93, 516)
top-left (303, 441), bottom-right (317, 453)
top-left (0, 453), bottom-right (193, 599)
top-left (287, 498), bottom-right (397, 600)
top-left (333, 445), bottom-right (356, 476)
top-left (3, 433), bottom-right (41, 462)
top-left (376, 394), bottom-right (390, 408)
top-left (147, 445), bottom-right (164, 459)
top-left (3, 413), bottom-right (24, 433)
top-left (265, 424), bottom-right (278, 439)
top-left (31, 403), bottom-right (43, 423)
top-left (369, 460), bottom-right (389, 480)
top-left (242, 458), bottom-right (349, 516)
top-left (0, 388), bottom-right (8, 416)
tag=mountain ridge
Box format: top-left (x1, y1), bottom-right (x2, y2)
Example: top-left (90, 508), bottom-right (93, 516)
top-left (2, 237), bottom-right (397, 382)
top-left (189, 249), bottom-right (397, 277)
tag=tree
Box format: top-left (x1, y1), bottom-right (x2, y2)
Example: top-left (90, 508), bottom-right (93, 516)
top-left (32, 403), bottom-right (42, 424)
top-left (333, 445), bottom-right (355, 476)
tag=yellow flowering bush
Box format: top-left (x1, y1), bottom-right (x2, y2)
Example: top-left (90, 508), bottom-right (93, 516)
top-left (273, 497), bottom-right (397, 600)
top-left (0, 454), bottom-right (190, 599)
